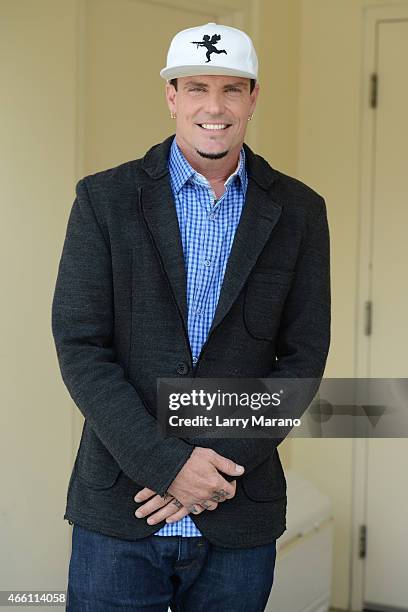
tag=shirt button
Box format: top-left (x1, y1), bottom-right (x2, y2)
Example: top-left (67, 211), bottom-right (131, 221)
top-left (192, 356), bottom-right (198, 364)
top-left (176, 362), bottom-right (189, 375)
top-left (209, 213), bottom-right (216, 220)
top-left (204, 259), bottom-right (211, 267)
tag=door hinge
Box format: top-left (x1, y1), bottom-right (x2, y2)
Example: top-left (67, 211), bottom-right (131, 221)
top-left (359, 524), bottom-right (367, 558)
top-left (364, 300), bottom-right (372, 336)
top-left (370, 73), bottom-right (378, 108)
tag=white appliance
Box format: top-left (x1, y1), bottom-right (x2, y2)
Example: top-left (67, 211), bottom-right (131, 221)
top-left (265, 470), bottom-right (334, 612)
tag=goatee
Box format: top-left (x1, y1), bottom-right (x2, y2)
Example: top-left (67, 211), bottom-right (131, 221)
top-left (196, 149), bottom-right (229, 160)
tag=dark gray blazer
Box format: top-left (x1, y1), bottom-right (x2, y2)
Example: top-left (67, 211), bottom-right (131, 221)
top-left (51, 134), bottom-right (330, 549)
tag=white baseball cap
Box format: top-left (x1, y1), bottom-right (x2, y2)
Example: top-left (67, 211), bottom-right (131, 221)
top-left (160, 23), bottom-right (258, 81)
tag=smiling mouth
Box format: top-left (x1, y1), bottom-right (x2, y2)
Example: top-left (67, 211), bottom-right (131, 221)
top-left (197, 123), bottom-right (232, 131)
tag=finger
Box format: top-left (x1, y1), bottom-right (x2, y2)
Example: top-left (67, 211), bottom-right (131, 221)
top-left (165, 506), bottom-right (190, 523)
top-left (229, 480), bottom-right (237, 496)
top-left (164, 498), bottom-right (220, 525)
top-left (188, 503), bottom-right (205, 514)
top-left (135, 494), bottom-right (171, 518)
top-left (213, 474), bottom-right (241, 498)
top-left (199, 484), bottom-right (230, 503)
top-left (210, 487), bottom-right (231, 502)
top-left (216, 479), bottom-right (237, 499)
top-left (210, 452), bottom-right (245, 478)
top-left (166, 502), bottom-right (210, 524)
top-left (145, 498), bottom-right (190, 525)
top-left (202, 479), bottom-right (236, 504)
top-left (198, 500), bottom-right (218, 511)
top-left (134, 488), bottom-right (157, 503)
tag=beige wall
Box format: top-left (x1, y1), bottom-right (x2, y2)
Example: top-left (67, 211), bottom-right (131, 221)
top-left (0, 0), bottom-right (78, 590)
top-left (254, 0), bottom-right (301, 176)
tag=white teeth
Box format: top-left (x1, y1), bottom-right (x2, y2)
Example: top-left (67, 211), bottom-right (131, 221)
top-left (200, 123), bottom-right (227, 130)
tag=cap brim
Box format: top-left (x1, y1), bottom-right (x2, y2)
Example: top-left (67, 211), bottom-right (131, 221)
top-left (160, 64), bottom-right (257, 80)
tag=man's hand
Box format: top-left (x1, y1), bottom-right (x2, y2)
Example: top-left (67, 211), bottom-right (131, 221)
top-left (166, 446), bottom-right (243, 509)
top-left (134, 480), bottom-right (237, 525)
top-left (133, 447), bottom-right (243, 525)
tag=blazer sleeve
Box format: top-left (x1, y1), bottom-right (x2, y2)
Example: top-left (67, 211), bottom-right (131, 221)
top-left (181, 195), bottom-right (331, 476)
top-left (51, 178), bottom-right (194, 497)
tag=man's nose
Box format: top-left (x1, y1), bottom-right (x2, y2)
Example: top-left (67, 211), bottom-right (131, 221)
top-left (204, 91), bottom-right (226, 115)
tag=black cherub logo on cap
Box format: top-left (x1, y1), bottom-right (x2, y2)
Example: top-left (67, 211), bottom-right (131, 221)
top-left (190, 34), bottom-right (227, 63)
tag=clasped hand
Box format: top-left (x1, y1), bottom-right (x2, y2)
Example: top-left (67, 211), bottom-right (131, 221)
top-left (133, 447), bottom-right (244, 525)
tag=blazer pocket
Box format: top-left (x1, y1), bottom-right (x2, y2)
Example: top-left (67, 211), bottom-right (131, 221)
top-left (244, 269), bottom-right (294, 341)
top-left (76, 421), bottom-right (122, 490)
top-left (241, 452), bottom-right (287, 502)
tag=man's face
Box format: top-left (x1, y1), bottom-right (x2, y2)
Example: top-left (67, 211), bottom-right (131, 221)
top-left (165, 75), bottom-right (260, 161)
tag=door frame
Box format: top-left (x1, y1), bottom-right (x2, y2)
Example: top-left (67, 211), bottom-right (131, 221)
top-left (352, 4), bottom-right (408, 610)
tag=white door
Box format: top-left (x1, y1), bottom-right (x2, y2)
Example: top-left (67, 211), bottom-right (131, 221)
top-left (359, 12), bottom-right (408, 612)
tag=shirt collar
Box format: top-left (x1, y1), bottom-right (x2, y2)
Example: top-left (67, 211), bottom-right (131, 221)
top-left (168, 136), bottom-right (247, 196)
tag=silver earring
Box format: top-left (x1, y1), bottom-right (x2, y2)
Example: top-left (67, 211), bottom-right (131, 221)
top-left (170, 112), bottom-right (177, 119)
top-left (248, 114), bottom-right (253, 121)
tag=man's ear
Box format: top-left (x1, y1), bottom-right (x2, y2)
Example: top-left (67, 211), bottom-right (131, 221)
top-left (249, 81), bottom-right (260, 115)
top-left (165, 82), bottom-right (177, 115)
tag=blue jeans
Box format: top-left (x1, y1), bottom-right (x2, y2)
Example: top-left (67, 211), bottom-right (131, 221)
top-left (67, 523), bottom-right (277, 611)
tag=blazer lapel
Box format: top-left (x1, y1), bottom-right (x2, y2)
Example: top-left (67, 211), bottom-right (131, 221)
top-left (208, 176), bottom-right (282, 336)
top-left (139, 136), bottom-right (188, 332)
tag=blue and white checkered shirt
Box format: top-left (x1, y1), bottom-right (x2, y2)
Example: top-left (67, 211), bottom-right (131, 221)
top-left (154, 136), bottom-right (248, 537)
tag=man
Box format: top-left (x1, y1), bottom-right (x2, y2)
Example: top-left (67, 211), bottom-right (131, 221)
top-left (52, 22), bottom-right (330, 612)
